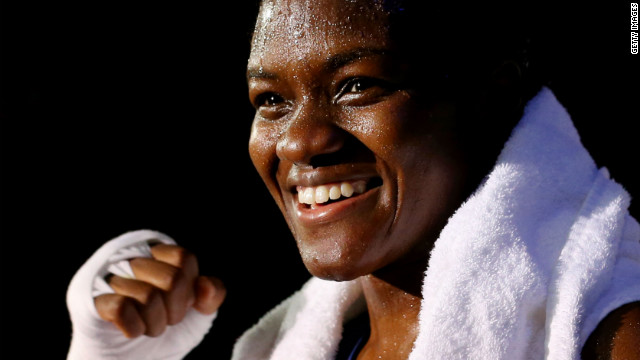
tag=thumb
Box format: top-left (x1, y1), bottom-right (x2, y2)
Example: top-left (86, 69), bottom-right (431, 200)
top-left (193, 276), bottom-right (226, 315)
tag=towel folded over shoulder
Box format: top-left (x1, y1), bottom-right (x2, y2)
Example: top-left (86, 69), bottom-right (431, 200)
top-left (232, 87), bottom-right (640, 360)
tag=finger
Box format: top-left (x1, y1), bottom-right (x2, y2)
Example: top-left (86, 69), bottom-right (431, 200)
top-left (108, 276), bottom-right (168, 337)
top-left (95, 293), bottom-right (145, 338)
top-left (150, 244), bottom-right (199, 281)
top-left (129, 258), bottom-right (194, 325)
top-left (193, 276), bottom-right (227, 315)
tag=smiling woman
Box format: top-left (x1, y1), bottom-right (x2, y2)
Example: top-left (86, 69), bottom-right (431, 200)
top-left (63, 1), bottom-right (640, 359)
top-left (247, 1), bottom-right (478, 289)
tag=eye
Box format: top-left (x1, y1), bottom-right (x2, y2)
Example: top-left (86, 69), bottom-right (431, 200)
top-left (252, 92), bottom-right (289, 120)
top-left (336, 77), bottom-right (394, 105)
top-left (343, 78), bottom-right (377, 94)
top-left (254, 92), bottom-right (285, 108)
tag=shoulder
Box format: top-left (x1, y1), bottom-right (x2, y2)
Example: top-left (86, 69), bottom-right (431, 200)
top-left (581, 301), bottom-right (640, 360)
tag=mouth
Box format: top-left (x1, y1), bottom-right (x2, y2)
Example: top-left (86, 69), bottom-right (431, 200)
top-left (293, 177), bottom-right (383, 210)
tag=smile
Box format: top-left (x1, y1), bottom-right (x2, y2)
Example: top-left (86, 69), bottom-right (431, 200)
top-left (296, 180), bottom-right (367, 206)
top-left (284, 163), bottom-right (384, 222)
top-left (295, 176), bottom-right (383, 206)
top-left (292, 176), bottom-right (383, 218)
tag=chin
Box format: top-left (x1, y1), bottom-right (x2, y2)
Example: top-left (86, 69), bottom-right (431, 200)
top-left (299, 249), bottom-right (372, 282)
top-left (306, 267), bottom-right (362, 282)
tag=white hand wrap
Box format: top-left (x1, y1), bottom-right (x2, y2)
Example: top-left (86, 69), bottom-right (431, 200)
top-left (66, 230), bottom-right (217, 360)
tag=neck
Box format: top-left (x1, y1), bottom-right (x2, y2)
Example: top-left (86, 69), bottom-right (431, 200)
top-left (358, 258), bottom-right (426, 359)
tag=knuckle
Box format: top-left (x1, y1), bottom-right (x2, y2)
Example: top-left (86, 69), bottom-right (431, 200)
top-left (145, 326), bottom-right (166, 337)
top-left (129, 257), bottom-right (149, 270)
top-left (162, 266), bottom-right (184, 290)
top-left (171, 247), bottom-right (198, 270)
top-left (95, 294), bottom-right (116, 321)
top-left (112, 296), bottom-right (134, 318)
top-left (166, 308), bottom-right (187, 325)
top-left (210, 287), bottom-right (227, 311)
top-left (117, 300), bottom-right (145, 338)
top-left (95, 294), bottom-right (145, 338)
top-left (215, 284), bottom-right (227, 302)
top-left (171, 246), bottom-right (189, 261)
top-left (152, 244), bottom-right (199, 271)
top-left (106, 274), bottom-right (125, 289)
top-left (139, 285), bottom-right (161, 305)
top-left (164, 284), bottom-right (191, 325)
top-left (141, 298), bottom-right (167, 337)
top-left (181, 251), bottom-right (198, 268)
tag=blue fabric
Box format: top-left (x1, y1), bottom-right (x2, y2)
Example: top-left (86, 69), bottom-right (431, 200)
top-left (346, 334), bottom-right (367, 360)
top-left (335, 311), bottom-right (370, 360)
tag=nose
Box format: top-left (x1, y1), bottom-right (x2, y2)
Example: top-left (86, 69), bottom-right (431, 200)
top-left (276, 99), bottom-right (345, 166)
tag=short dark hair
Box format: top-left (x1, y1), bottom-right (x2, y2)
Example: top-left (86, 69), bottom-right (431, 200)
top-left (383, 1), bottom-right (545, 100)
top-left (380, 1), bottom-right (557, 194)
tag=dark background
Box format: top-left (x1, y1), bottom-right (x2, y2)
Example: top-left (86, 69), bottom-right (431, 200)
top-left (1, 1), bottom-right (638, 358)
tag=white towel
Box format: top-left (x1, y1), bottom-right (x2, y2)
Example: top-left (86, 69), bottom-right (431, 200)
top-left (231, 87), bottom-right (640, 360)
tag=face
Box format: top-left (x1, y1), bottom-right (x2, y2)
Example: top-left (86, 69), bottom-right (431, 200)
top-left (247, 0), bottom-right (471, 281)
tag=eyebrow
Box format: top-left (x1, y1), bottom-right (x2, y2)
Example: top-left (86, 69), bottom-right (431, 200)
top-left (246, 47), bottom-right (389, 81)
top-left (246, 68), bottom-right (279, 81)
top-left (326, 48), bottom-right (389, 71)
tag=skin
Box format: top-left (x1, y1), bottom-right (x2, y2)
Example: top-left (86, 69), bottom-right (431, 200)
top-left (94, 1), bottom-right (640, 359)
top-left (582, 302), bottom-right (640, 360)
top-left (94, 244), bottom-right (225, 338)
top-left (247, 0), bottom-right (470, 284)
top-left (246, 0), bottom-right (486, 357)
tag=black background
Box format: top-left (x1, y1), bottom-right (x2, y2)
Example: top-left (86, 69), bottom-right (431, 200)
top-left (1, 1), bottom-right (638, 358)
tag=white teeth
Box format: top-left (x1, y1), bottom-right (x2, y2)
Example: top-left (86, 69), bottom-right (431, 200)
top-left (329, 185), bottom-right (341, 200)
top-left (315, 186), bottom-right (330, 204)
top-left (340, 182), bottom-right (354, 197)
top-left (302, 187), bottom-right (315, 205)
top-left (297, 180), bottom-right (374, 205)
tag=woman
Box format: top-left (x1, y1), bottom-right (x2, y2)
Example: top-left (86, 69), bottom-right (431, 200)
top-left (67, 1), bottom-right (640, 359)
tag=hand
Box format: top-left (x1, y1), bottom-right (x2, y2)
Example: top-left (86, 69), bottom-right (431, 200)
top-left (94, 244), bottom-right (226, 338)
top-left (66, 230), bottom-right (222, 360)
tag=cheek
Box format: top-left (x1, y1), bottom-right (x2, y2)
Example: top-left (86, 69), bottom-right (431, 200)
top-left (249, 120), bottom-right (282, 199)
top-left (350, 99), bottom-right (465, 255)
top-left (339, 93), bottom-right (430, 160)
top-left (337, 102), bottom-right (404, 160)
top-left (392, 132), bottom-right (470, 248)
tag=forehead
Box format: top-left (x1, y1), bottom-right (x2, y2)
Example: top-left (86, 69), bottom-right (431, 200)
top-left (248, 0), bottom-right (391, 70)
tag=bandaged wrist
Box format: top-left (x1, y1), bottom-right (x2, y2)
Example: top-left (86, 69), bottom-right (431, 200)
top-left (66, 230), bottom-right (216, 360)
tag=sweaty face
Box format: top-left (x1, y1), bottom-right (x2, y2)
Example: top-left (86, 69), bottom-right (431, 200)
top-left (247, 0), bottom-right (470, 281)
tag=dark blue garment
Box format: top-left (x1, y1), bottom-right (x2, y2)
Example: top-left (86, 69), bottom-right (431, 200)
top-left (334, 311), bottom-right (370, 360)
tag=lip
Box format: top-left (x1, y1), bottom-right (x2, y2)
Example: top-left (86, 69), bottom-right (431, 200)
top-left (285, 163), bottom-right (380, 190)
top-left (293, 185), bottom-right (381, 225)
top-left (282, 163), bottom-right (383, 225)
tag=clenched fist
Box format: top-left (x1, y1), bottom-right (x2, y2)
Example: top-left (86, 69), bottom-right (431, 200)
top-left (95, 244), bottom-right (226, 338)
top-left (67, 230), bottom-right (224, 360)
